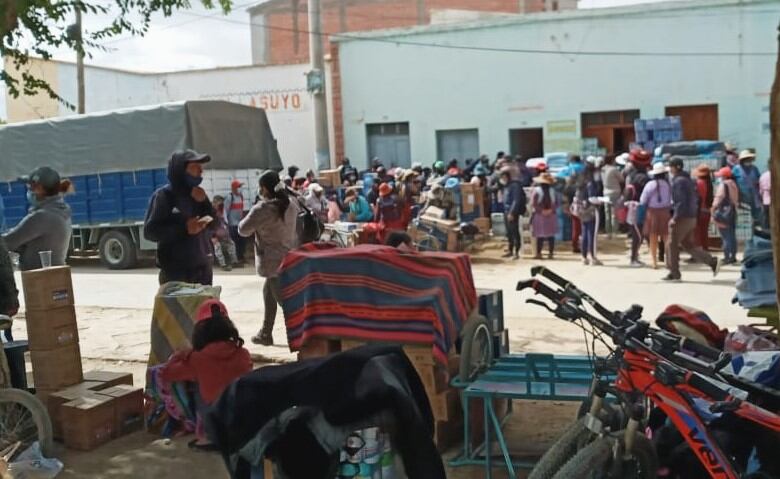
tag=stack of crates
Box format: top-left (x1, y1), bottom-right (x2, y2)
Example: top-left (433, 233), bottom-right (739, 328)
top-left (633, 116), bottom-right (683, 152)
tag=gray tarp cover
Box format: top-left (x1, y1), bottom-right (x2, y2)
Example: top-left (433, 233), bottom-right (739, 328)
top-left (0, 101), bottom-right (283, 181)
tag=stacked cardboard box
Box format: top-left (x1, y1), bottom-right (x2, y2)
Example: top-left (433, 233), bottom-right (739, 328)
top-left (22, 266), bottom-right (83, 398)
top-left (46, 371), bottom-right (139, 450)
top-left (459, 183), bottom-right (486, 223)
top-left (418, 215), bottom-right (460, 252)
top-left (318, 169), bottom-right (341, 188)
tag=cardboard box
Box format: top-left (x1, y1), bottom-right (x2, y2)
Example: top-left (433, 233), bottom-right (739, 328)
top-left (83, 371), bottom-right (134, 390)
top-left (98, 385), bottom-right (144, 437)
top-left (422, 205), bottom-right (446, 219)
top-left (297, 338), bottom-right (341, 361)
top-left (62, 395), bottom-right (116, 451)
top-left (459, 183), bottom-right (485, 217)
top-left (473, 217), bottom-right (491, 235)
top-left (25, 305), bottom-right (79, 351)
top-left (318, 169), bottom-right (341, 188)
top-left (46, 382), bottom-right (103, 439)
top-left (445, 228), bottom-right (460, 252)
top-left (31, 344), bottom-right (83, 391)
top-left (21, 266), bottom-right (74, 311)
top-left (429, 388), bottom-right (460, 421)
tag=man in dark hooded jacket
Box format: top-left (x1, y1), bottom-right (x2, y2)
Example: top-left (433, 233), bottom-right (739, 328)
top-left (144, 150), bottom-right (216, 285)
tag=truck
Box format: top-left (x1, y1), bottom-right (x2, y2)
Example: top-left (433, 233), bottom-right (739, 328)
top-left (0, 101), bottom-right (283, 269)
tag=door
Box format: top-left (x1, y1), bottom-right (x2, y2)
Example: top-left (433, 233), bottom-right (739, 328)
top-left (581, 109), bottom-right (640, 154)
top-left (509, 128), bottom-right (544, 160)
top-left (665, 104), bottom-right (718, 141)
top-left (436, 129), bottom-right (479, 166)
top-left (366, 123), bottom-right (411, 169)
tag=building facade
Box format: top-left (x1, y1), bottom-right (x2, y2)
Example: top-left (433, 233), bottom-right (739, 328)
top-left (249, 0), bottom-right (576, 65)
top-left (332, 0), bottom-right (778, 169)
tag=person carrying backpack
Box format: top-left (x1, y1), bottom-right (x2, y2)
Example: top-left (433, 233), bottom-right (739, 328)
top-left (712, 167), bottom-right (740, 265)
top-left (239, 171), bottom-right (300, 346)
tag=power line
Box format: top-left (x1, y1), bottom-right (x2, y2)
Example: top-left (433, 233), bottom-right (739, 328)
top-left (102, 0), bottom-right (258, 45)
top-left (180, 9), bottom-right (777, 57)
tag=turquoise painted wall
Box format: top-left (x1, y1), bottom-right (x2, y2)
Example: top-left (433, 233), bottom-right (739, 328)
top-left (337, 0), bottom-right (779, 168)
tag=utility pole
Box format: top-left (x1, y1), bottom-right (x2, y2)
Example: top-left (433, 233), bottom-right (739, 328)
top-left (770, 21), bottom-right (780, 307)
top-left (307, 0), bottom-right (331, 171)
top-left (75, 8), bottom-right (85, 114)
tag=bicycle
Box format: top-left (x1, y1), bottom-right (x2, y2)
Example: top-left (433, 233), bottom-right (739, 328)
top-left (518, 269), bottom-right (780, 479)
top-left (0, 315), bottom-right (53, 461)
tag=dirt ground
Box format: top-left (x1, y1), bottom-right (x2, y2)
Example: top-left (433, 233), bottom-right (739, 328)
top-left (12, 237), bottom-right (751, 478)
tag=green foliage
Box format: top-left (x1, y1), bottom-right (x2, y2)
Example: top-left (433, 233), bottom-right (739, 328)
top-left (1, 0), bottom-right (231, 106)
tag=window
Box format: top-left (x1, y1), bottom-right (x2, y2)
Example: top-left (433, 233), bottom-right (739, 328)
top-left (366, 122), bottom-right (411, 169)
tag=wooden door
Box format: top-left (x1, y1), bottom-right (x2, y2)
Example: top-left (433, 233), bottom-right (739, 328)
top-left (665, 104), bottom-right (719, 141)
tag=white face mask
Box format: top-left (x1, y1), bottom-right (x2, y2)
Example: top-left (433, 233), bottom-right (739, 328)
top-left (499, 179), bottom-right (508, 186)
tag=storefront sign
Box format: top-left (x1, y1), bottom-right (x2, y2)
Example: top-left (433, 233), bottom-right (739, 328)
top-left (546, 120), bottom-right (577, 135)
top-left (199, 89), bottom-right (307, 112)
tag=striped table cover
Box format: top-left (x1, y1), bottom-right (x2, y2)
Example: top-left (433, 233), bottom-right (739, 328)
top-left (279, 243), bottom-right (476, 365)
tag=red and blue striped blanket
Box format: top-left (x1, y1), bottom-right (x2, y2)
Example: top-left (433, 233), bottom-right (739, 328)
top-left (279, 243), bottom-right (476, 365)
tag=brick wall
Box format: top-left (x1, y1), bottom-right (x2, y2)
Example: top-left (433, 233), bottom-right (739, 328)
top-left (260, 0), bottom-right (572, 65)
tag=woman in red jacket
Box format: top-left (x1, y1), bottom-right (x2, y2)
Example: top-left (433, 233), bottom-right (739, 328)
top-left (161, 299), bottom-right (252, 450)
top-left (693, 164), bottom-right (714, 251)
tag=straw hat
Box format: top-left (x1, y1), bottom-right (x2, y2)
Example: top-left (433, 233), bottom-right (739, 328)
top-left (738, 150), bottom-right (756, 162)
top-left (649, 162), bottom-right (668, 177)
top-left (693, 164), bottom-right (711, 178)
top-left (533, 173), bottom-right (555, 185)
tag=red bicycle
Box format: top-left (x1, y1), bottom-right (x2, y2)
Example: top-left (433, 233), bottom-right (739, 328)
top-left (518, 269), bottom-right (780, 479)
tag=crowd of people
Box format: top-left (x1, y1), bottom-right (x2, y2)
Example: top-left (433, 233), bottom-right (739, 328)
top-left (0, 144), bottom-right (771, 351)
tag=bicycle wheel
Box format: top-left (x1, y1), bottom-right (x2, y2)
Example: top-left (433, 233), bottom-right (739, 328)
top-left (459, 314), bottom-right (493, 382)
top-left (552, 433), bottom-right (658, 479)
top-left (529, 417), bottom-right (593, 479)
top-left (0, 388), bottom-right (54, 459)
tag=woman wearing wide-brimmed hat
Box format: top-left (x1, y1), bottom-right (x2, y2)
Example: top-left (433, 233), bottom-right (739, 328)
top-left (693, 164), bottom-right (714, 251)
top-left (640, 162), bottom-right (672, 269)
top-left (530, 173), bottom-right (559, 260)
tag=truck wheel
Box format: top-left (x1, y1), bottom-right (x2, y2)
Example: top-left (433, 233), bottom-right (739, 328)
top-left (99, 230), bottom-right (138, 269)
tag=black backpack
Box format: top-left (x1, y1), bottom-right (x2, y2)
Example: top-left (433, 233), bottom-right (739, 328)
top-left (296, 199), bottom-right (323, 244)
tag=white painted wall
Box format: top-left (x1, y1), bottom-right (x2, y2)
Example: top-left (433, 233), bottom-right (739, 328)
top-left (336, 0), bottom-right (778, 168)
top-left (46, 62), bottom-right (314, 170)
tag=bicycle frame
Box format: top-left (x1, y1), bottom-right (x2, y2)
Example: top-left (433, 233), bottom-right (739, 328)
top-left (518, 270), bottom-right (780, 478)
top-left (617, 347), bottom-right (780, 479)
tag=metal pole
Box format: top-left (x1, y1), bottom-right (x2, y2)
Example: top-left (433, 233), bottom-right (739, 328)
top-left (75, 8), bottom-right (85, 114)
top-left (308, 0), bottom-right (331, 170)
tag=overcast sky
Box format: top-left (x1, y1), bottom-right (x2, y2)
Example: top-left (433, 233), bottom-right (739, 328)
top-left (0, 0), bottom-right (680, 120)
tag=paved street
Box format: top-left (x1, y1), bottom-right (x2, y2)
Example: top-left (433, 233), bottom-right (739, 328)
top-left (14, 240), bottom-right (750, 478)
top-left (13, 240), bottom-right (748, 366)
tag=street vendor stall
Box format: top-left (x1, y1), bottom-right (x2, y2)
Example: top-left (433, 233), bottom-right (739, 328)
top-left (277, 243), bottom-right (486, 449)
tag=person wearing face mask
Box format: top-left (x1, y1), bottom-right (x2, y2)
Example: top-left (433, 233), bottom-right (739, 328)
top-left (239, 170), bottom-right (300, 346)
top-left (3, 166), bottom-right (72, 271)
top-left (144, 150), bottom-right (216, 286)
top-left (731, 150), bottom-right (762, 224)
